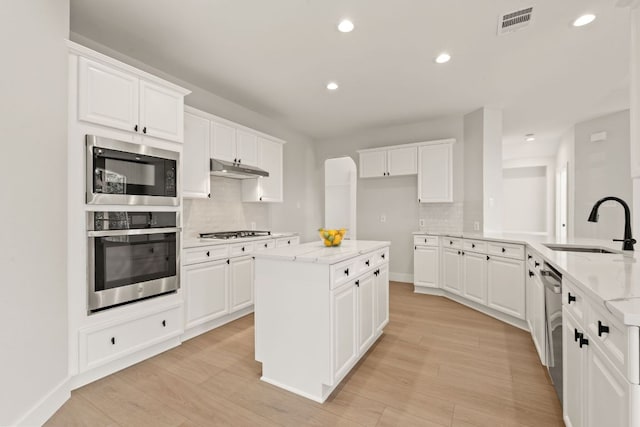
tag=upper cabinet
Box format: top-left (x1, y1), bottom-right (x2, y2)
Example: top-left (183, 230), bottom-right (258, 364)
top-left (358, 146), bottom-right (417, 178)
top-left (182, 106), bottom-right (285, 202)
top-left (75, 50), bottom-right (189, 143)
top-left (418, 141), bottom-right (453, 203)
top-left (211, 122), bottom-right (259, 167)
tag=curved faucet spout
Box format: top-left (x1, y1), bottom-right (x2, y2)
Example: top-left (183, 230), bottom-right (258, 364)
top-left (587, 196), bottom-right (635, 251)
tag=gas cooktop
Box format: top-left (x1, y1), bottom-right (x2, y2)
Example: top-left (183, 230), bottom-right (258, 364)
top-left (199, 230), bottom-right (272, 240)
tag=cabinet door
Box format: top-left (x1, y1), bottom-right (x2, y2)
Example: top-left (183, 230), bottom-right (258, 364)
top-left (184, 260), bottom-right (228, 328)
top-left (211, 121), bottom-right (236, 162)
top-left (256, 137), bottom-right (283, 202)
top-left (139, 80), bottom-right (184, 142)
top-left (418, 143), bottom-right (453, 203)
top-left (442, 248), bottom-right (462, 295)
top-left (414, 245), bottom-right (438, 288)
top-left (375, 265), bottom-right (389, 333)
top-left (563, 310), bottom-right (584, 427)
top-left (357, 273), bottom-right (376, 354)
top-left (183, 112), bottom-right (211, 198)
top-left (236, 129), bottom-right (259, 167)
top-left (359, 151), bottom-right (387, 178)
top-left (387, 146), bottom-right (417, 176)
top-left (331, 282), bottom-right (358, 382)
top-left (526, 269), bottom-right (534, 330)
top-left (78, 57), bottom-right (139, 132)
top-left (230, 256), bottom-right (254, 312)
top-left (462, 251), bottom-right (487, 304)
top-left (586, 343), bottom-right (628, 427)
top-left (487, 256), bottom-right (525, 319)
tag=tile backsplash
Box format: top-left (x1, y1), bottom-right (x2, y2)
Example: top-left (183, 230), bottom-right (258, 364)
top-left (418, 202), bottom-right (463, 233)
top-left (183, 176), bottom-right (270, 239)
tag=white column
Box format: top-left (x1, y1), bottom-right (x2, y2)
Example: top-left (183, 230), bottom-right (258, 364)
top-left (631, 5), bottom-right (640, 234)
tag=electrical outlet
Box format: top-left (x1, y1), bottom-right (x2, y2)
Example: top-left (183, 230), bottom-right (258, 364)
top-left (419, 219), bottom-right (426, 228)
top-left (250, 222), bottom-right (256, 230)
top-left (380, 214), bottom-right (386, 223)
top-left (473, 221), bottom-right (480, 231)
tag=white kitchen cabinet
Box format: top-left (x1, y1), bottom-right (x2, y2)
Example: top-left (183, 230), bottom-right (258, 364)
top-left (331, 280), bottom-right (358, 382)
top-left (462, 251), bottom-right (487, 304)
top-left (564, 309), bottom-right (584, 427)
top-left (586, 342), bottom-right (629, 427)
top-left (183, 109), bottom-right (211, 198)
top-left (357, 272), bottom-right (376, 354)
top-left (442, 247), bottom-right (462, 295)
top-left (78, 57), bottom-right (139, 133)
top-left (184, 259), bottom-right (229, 329)
top-left (375, 265), bottom-right (389, 333)
top-left (229, 256), bottom-right (254, 312)
top-left (418, 142), bottom-right (453, 203)
top-left (77, 56), bottom-right (186, 143)
top-left (487, 255), bottom-right (525, 319)
top-left (243, 137), bottom-right (283, 202)
top-left (211, 122), bottom-right (259, 167)
top-left (358, 146), bottom-right (417, 178)
top-left (414, 245), bottom-right (439, 289)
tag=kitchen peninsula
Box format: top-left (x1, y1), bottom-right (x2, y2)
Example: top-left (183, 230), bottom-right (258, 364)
top-left (254, 240), bottom-right (390, 402)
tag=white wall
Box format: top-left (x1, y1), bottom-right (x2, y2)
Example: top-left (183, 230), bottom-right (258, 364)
top-left (463, 109), bottom-right (484, 231)
top-left (574, 110), bottom-right (632, 240)
top-left (483, 108), bottom-right (504, 233)
top-left (0, 1), bottom-right (70, 425)
top-left (315, 116), bottom-right (464, 281)
top-left (70, 33), bottom-right (322, 243)
top-left (502, 166), bottom-right (548, 234)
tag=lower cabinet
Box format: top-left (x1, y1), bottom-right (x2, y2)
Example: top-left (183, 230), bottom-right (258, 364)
top-left (563, 310), bottom-right (585, 427)
top-left (356, 273), bottom-right (376, 355)
top-left (528, 268), bottom-right (546, 364)
top-left (375, 265), bottom-right (389, 333)
top-left (230, 255), bottom-right (254, 311)
top-left (585, 342), bottom-right (629, 427)
top-left (184, 258), bottom-right (229, 328)
top-left (442, 247), bottom-right (462, 294)
top-left (487, 255), bottom-right (525, 319)
top-left (331, 279), bottom-right (358, 381)
top-left (462, 251), bottom-right (487, 304)
top-left (414, 245), bottom-right (439, 289)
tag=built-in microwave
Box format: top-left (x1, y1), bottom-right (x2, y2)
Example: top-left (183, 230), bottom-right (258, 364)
top-left (87, 211), bottom-right (180, 312)
top-left (86, 135), bottom-right (179, 206)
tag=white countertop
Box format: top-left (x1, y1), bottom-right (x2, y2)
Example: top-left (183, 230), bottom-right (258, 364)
top-left (183, 232), bottom-right (299, 249)
top-left (254, 240), bottom-right (390, 264)
top-left (414, 231), bottom-right (640, 325)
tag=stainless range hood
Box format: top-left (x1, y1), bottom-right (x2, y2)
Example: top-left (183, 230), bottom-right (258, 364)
top-left (210, 158), bottom-right (269, 179)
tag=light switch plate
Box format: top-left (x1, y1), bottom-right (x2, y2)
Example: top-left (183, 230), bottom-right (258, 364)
top-left (380, 214), bottom-right (386, 223)
top-left (419, 219), bottom-right (426, 227)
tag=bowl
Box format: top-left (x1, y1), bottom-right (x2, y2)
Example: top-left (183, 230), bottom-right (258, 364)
top-left (318, 228), bottom-right (346, 247)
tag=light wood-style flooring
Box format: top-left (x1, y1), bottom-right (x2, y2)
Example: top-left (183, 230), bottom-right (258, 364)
top-left (46, 282), bottom-right (563, 426)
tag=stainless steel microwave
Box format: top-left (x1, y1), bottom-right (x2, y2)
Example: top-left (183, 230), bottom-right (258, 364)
top-left (86, 135), bottom-right (179, 206)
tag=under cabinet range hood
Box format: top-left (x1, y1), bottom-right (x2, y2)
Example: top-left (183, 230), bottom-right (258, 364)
top-left (210, 158), bottom-right (269, 179)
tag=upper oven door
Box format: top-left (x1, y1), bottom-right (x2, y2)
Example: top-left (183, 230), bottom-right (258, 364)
top-left (86, 135), bottom-right (179, 206)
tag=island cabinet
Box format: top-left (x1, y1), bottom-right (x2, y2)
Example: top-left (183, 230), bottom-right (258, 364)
top-left (254, 240), bottom-right (390, 403)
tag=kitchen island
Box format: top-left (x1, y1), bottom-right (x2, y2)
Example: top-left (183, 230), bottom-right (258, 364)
top-left (254, 240), bottom-right (390, 403)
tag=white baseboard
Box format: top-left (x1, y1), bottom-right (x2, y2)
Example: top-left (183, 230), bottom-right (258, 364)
top-left (181, 306), bottom-right (254, 342)
top-left (14, 377), bottom-right (70, 427)
top-left (389, 272), bottom-right (413, 283)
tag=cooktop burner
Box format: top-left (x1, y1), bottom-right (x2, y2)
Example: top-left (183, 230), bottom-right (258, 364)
top-left (199, 230), bottom-right (272, 240)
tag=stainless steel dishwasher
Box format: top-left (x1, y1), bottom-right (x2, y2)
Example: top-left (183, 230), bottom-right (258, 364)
top-left (541, 262), bottom-right (563, 404)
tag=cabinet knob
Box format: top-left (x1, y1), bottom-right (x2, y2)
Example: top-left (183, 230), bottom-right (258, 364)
top-left (528, 254), bottom-right (533, 260)
top-left (242, 246), bottom-right (245, 252)
top-left (501, 247), bottom-right (506, 253)
top-left (579, 336), bottom-right (589, 348)
top-left (355, 280), bottom-right (360, 287)
top-left (238, 158), bottom-right (242, 164)
top-left (264, 243), bottom-right (268, 248)
top-left (486, 255), bottom-right (490, 261)
top-left (287, 240), bottom-right (291, 245)
top-left (568, 293), bottom-right (576, 304)
top-left (534, 261), bottom-right (540, 268)
top-left (111, 337), bottom-right (116, 345)
top-left (134, 124), bottom-right (138, 132)
top-left (344, 268), bottom-right (349, 276)
top-left (259, 197), bottom-right (263, 201)
top-left (381, 254), bottom-right (385, 259)
top-left (206, 251), bottom-right (210, 257)
top-left (450, 240), bottom-right (453, 245)
top-left (574, 328), bottom-right (582, 342)
top-left (472, 243), bottom-right (475, 248)
top-left (414, 245), bottom-right (417, 250)
top-left (208, 193), bottom-right (211, 198)
top-left (457, 250), bottom-right (461, 255)
top-left (226, 259), bottom-right (230, 264)
top-left (365, 260), bottom-right (370, 266)
top-left (598, 320), bottom-right (610, 336)
top-left (529, 270), bottom-right (534, 278)
top-left (162, 320), bottom-right (166, 327)
top-left (143, 126), bottom-right (147, 134)
top-left (234, 158), bottom-right (238, 163)
top-left (424, 238), bottom-right (427, 243)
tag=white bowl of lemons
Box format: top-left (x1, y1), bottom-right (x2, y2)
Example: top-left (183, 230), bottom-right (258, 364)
top-left (318, 228), bottom-right (346, 247)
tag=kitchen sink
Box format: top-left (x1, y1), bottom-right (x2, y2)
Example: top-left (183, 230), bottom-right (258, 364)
top-left (543, 244), bottom-right (617, 254)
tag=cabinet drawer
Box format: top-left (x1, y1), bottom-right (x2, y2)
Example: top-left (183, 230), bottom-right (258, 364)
top-left (373, 247), bottom-right (389, 266)
top-left (254, 239), bottom-right (275, 252)
top-left (357, 253), bottom-right (375, 273)
top-left (527, 250), bottom-right (543, 270)
top-left (563, 278), bottom-right (587, 324)
top-left (331, 259), bottom-right (358, 290)
top-left (230, 242), bottom-right (255, 256)
top-left (487, 242), bottom-right (524, 260)
top-left (275, 236), bottom-right (300, 247)
top-left (183, 245), bottom-right (229, 265)
top-left (587, 301), bottom-right (636, 382)
top-left (463, 239), bottom-right (487, 253)
top-left (413, 235), bottom-right (439, 247)
top-left (443, 237), bottom-right (462, 249)
top-left (81, 305), bottom-right (182, 371)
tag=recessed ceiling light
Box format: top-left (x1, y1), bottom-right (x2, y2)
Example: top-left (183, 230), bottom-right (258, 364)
top-left (338, 19), bottom-right (354, 33)
top-left (573, 14), bottom-right (596, 27)
top-left (326, 82), bottom-right (339, 91)
top-left (435, 52), bottom-right (451, 64)
top-left (525, 134), bottom-right (536, 142)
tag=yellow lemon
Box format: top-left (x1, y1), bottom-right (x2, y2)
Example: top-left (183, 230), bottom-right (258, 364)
top-left (339, 228), bottom-right (346, 236)
top-left (324, 239), bottom-right (332, 247)
top-left (333, 235), bottom-right (342, 246)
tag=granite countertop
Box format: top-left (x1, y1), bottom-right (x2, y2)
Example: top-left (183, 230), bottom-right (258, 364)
top-left (414, 231), bottom-right (640, 325)
top-left (183, 231), bottom-right (299, 249)
top-left (253, 240), bottom-right (390, 265)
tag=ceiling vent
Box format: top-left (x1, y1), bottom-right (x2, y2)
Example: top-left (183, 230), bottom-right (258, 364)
top-left (497, 7), bottom-right (534, 35)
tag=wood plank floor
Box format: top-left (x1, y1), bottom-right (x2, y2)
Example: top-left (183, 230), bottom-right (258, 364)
top-left (46, 282), bottom-right (563, 426)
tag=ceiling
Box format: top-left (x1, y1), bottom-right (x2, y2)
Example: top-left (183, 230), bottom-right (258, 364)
top-left (70, 0), bottom-right (630, 147)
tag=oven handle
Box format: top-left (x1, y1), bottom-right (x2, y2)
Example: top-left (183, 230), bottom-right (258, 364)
top-left (88, 227), bottom-right (181, 237)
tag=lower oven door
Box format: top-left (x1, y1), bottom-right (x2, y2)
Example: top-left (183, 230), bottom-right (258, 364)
top-left (88, 228), bottom-right (180, 312)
